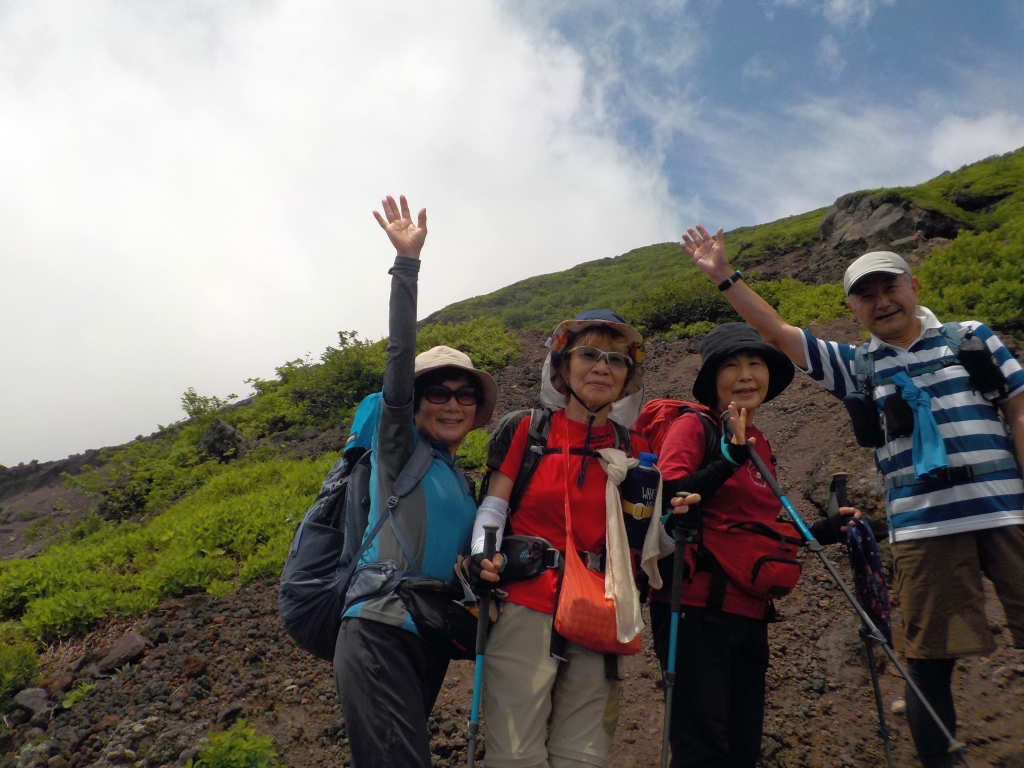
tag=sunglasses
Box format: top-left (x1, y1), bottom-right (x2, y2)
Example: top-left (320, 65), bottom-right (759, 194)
top-left (423, 384), bottom-right (479, 406)
top-left (570, 345), bottom-right (633, 370)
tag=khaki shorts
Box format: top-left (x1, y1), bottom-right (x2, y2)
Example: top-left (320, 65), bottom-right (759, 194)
top-left (892, 524), bottom-right (1024, 659)
top-left (481, 602), bottom-right (621, 768)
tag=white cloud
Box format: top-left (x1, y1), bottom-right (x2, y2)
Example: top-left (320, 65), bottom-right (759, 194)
top-left (0, 0), bottom-right (681, 465)
top-left (742, 55), bottom-right (775, 81)
top-left (774, 0), bottom-right (897, 26)
top-left (817, 35), bottom-right (847, 78)
top-left (928, 112), bottom-right (1024, 171)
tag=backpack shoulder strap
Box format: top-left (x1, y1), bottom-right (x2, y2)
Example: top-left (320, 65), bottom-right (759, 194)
top-left (854, 342), bottom-right (873, 394)
top-left (675, 405), bottom-right (721, 467)
top-left (508, 408), bottom-right (553, 514)
top-left (345, 438), bottom-right (434, 574)
top-left (940, 321), bottom-right (964, 356)
top-left (611, 421), bottom-right (633, 456)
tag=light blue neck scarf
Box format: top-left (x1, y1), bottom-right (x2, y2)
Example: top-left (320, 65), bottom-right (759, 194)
top-left (890, 371), bottom-right (948, 478)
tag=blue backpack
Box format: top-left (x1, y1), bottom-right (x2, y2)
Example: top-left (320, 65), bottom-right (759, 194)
top-left (277, 393), bottom-right (433, 661)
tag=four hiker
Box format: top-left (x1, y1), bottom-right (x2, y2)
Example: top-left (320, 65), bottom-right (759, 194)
top-left (322, 197), bottom-right (1023, 768)
top-left (683, 224), bottom-right (1024, 768)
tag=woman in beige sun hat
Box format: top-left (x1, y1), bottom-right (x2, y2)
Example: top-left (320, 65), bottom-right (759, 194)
top-left (333, 195), bottom-right (496, 768)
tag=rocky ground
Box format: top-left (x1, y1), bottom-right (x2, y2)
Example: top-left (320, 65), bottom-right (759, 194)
top-left (3, 322), bottom-right (1024, 768)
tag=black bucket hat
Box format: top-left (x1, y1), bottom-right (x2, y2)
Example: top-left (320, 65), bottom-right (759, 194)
top-left (692, 323), bottom-right (794, 408)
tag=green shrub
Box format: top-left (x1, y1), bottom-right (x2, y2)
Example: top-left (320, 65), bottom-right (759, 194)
top-left (188, 719), bottom-right (278, 768)
top-left (620, 273), bottom-right (740, 335)
top-left (61, 681), bottom-right (96, 709)
top-left (0, 623), bottom-right (37, 712)
top-left (751, 279), bottom-right (850, 327)
top-left (3, 455), bottom-right (336, 641)
top-left (918, 219), bottom-right (1024, 333)
top-left (666, 320), bottom-right (717, 339)
top-left (455, 429), bottom-right (489, 475)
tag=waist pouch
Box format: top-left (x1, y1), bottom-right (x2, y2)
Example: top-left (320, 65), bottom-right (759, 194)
top-left (344, 561), bottom-right (478, 660)
top-left (499, 535), bottom-right (560, 583)
top-left (701, 520), bottom-right (802, 601)
top-left (843, 393), bottom-right (885, 448)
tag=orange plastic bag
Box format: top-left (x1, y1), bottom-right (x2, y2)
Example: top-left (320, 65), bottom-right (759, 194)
top-left (553, 418), bottom-right (641, 656)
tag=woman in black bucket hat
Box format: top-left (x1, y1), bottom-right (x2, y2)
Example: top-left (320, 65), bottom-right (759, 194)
top-left (650, 322), bottom-right (856, 768)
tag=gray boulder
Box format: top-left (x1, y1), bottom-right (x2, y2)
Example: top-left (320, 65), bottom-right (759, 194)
top-left (13, 687), bottom-right (53, 716)
top-left (197, 418), bottom-right (250, 462)
top-left (816, 193), bottom-right (963, 260)
top-left (96, 630), bottom-right (153, 673)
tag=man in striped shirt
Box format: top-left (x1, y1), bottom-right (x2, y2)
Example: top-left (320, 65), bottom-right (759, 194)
top-left (682, 225), bottom-right (1024, 768)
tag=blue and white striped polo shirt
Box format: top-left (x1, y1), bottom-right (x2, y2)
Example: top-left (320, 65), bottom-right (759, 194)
top-left (800, 306), bottom-right (1024, 543)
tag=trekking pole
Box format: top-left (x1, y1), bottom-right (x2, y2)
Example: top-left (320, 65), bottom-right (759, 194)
top-left (661, 528), bottom-right (689, 768)
top-left (830, 474), bottom-right (896, 768)
top-left (467, 525), bottom-right (498, 768)
top-left (720, 412), bottom-right (974, 768)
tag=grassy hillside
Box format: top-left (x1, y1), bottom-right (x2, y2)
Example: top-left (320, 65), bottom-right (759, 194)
top-left (427, 208), bottom-right (828, 333)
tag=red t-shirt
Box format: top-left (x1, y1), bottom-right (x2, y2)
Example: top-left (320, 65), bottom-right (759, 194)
top-left (656, 412), bottom-right (781, 619)
top-left (496, 409), bottom-right (650, 615)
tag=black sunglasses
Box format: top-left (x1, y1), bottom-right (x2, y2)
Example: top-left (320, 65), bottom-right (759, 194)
top-left (423, 384), bottom-right (479, 406)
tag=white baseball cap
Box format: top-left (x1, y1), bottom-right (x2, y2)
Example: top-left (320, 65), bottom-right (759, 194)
top-left (843, 251), bottom-right (912, 296)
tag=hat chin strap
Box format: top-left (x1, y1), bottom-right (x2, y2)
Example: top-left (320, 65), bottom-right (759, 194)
top-left (564, 383), bottom-right (613, 420)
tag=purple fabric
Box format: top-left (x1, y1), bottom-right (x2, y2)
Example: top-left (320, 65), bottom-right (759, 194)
top-left (845, 517), bottom-right (892, 645)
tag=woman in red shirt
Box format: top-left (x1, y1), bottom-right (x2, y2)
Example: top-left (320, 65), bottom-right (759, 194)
top-left (469, 310), bottom-right (662, 768)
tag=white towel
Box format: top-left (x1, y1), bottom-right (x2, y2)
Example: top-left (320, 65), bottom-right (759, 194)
top-left (595, 448), bottom-right (645, 644)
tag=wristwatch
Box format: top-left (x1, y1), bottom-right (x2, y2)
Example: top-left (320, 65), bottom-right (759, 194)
top-left (717, 270), bottom-right (742, 292)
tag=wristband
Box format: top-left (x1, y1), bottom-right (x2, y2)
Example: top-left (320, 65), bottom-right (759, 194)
top-left (717, 270), bottom-right (742, 292)
top-left (719, 436), bottom-right (750, 467)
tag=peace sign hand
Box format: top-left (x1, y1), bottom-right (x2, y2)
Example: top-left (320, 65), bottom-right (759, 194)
top-left (373, 194), bottom-right (427, 259)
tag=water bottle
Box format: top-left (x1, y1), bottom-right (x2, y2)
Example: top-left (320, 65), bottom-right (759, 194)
top-left (620, 452), bottom-right (660, 549)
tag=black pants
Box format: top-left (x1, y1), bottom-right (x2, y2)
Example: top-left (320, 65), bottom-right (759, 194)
top-left (651, 604), bottom-right (770, 768)
top-left (905, 659), bottom-right (957, 768)
top-left (334, 617), bottom-right (450, 768)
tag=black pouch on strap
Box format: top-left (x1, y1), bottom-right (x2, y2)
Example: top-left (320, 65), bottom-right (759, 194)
top-left (843, 393), bottom-right (885, 448)
top-left (499, 535), bottom-right (561, 584)
top-left (883, 393), bottom-right (914, 439)
top-left (397, 577), bottom-right (478, 661)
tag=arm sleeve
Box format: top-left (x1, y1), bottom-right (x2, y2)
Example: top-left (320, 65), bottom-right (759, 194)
top-left (658, 414), bottom-right (745, 515)
top-left (798, 329), bottom-right (859, 400)
top-left (471, 496), bottom-right (510, 555)
top-left (377, 256), bottom-right (421, 473)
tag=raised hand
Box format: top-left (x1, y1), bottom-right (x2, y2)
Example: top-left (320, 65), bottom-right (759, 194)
top-left (681, 224), bottom-right (733, 283)
top-left (373, 194), bottom-right (427, 259)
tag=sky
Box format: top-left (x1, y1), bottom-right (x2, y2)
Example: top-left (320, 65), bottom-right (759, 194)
top-left (2, 0), bottom-right (1024, 466)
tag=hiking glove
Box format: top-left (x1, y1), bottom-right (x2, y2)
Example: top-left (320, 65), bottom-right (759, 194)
top-left (466, 553), bottom-right (503, 593)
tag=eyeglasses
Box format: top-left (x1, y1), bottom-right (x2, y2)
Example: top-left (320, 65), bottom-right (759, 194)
top-left (570, 345), bottom-right (633, 370)
top-left (423, 384), bottom-right (479, 406)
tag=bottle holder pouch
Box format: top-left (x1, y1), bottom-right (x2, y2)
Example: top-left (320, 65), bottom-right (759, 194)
top-left (882, 393), bottom-right (915, 439)
top-left (843, 393), bottom-right (885, 448)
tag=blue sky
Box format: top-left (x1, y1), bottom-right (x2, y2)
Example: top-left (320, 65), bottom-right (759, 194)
top-left (2, 0), bottom-right (1023, 464)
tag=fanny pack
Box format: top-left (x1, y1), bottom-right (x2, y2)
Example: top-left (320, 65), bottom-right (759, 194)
top-left (499, 535), bottom-right (561, 583)
top-left (344, 561), bottom-right (478, 660)
top-left (701, 520), bottom-right (802, 602)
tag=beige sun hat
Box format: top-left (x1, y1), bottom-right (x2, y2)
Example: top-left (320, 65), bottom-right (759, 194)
top-left (414, 346), bottom-right (497, 430)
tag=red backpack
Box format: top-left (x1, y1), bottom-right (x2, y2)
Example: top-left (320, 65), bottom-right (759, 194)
top-left (634, 399), bottom-right (802, 611)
